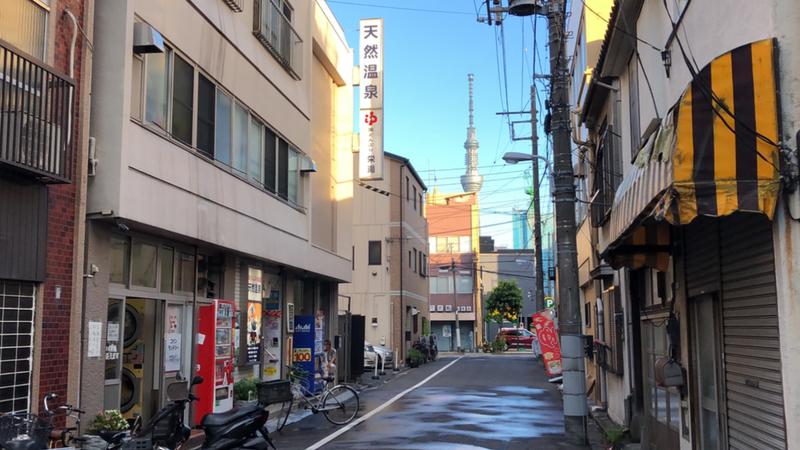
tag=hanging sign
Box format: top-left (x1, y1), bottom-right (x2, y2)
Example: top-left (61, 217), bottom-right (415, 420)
top-left (358, 18), bottom-right (384, 180)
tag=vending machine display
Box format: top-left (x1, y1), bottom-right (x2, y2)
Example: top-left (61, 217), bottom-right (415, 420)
top-left (195, 300), bottom-right (235, 425)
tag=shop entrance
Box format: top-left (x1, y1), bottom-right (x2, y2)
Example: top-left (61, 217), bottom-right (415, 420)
top-left (104, 298), bottom-right (192, 423)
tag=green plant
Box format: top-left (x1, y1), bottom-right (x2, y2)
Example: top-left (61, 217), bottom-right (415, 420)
top-left (234, 377), bottom-right (257, 401)
top-left (491, 335), bottom-right (508, 353)
top-left (485, 280), bottom-right (523, 324)
top-left (604, 426), bottom-right (626, 448)
top-left (87, 410), bottom-right (129, 434)
top-left (406, 348), bottom-right (425, 366)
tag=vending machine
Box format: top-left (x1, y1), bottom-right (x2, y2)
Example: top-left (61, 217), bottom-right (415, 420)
top-left (195, 300), bottom-right (235, 425)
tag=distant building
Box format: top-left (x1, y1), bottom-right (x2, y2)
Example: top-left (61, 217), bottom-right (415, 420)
top-left (479, 249), bottom-right (536, 340)
top-left (512, 207), bottom-right (532, 250)
top-left (340, 152), bottom-right (429, 359)
top-left (479, 235), bottom-right (495, 253)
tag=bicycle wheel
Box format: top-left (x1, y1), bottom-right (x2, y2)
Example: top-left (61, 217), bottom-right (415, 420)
top-left (277, 400), bottom-right (293, 432)
top-left (321, 385), bottom-right (359, 425)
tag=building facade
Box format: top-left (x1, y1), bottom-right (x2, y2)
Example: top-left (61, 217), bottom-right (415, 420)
top-left (339, 152), bottom-right (429, 361)
top-left (0, 0), bottom-right (92, 415)
top-left (82, 0), bottom-right (354, 422)
top-left (572, 0), bottom-right (800, 448)
top-left (479, 247), bottom-right (536, 339)
top-left (427, 190), bottom-right (482, 351)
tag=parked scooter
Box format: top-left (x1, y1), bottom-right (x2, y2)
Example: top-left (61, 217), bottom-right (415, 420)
top-left (105, 376), bottom-right (274, 450)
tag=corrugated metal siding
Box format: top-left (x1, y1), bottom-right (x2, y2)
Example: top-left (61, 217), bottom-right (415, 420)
top-left (0, 176), bottom-right (47, 281)
top-left (685, 217), bottom-right (720, 297)
top-left (720, 214), bottom-right (786, 450)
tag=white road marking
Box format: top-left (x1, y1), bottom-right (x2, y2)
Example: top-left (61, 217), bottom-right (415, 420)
top-left (305, 356), bottom-right (464, 450)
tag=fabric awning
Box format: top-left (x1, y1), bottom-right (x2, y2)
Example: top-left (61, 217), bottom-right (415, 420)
top-left (602, 39), bottom-right (781, 270)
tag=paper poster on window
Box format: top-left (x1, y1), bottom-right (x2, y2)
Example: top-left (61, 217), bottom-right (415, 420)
top-left (248, 267), bottom-right (263, 302)
top-left (246, 302), bottom-right (262, 364)
top-left (165, 332), bottom-right (182, 372)
top-left (314, 309), bottom-right (325, 355)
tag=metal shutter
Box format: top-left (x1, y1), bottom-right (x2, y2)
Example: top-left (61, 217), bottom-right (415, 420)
top-left (685, 217), bottom-right (721, 297)
top-left (720, 214), bottom-right (786, 449)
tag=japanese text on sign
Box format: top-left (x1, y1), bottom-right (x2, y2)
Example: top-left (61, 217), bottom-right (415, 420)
top-left (359, 18), bottom-right (384, 180)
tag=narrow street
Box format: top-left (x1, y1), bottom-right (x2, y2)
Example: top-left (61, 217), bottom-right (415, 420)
top-left (273, 354), bottom-right (602, 450)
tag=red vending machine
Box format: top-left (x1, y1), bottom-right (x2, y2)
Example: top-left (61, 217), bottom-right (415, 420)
top-left (195, 300), bottom-right (235, 425)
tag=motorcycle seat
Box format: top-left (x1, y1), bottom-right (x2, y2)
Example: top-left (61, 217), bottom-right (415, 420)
top-left (202, 404), bottom-right (263, 427)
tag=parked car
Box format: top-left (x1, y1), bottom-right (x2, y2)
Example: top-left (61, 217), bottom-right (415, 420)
top-left (367, 342), bottom-right (394, 367)
top-left (364, 343), bottom-right (379, 368)
top-left (496, 327), bottom-right (535, 349)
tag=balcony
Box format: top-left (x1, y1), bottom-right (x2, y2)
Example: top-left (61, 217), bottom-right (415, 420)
top-left (253, 0), bottom-right (303, 79)
top-left (0, 41), bottom-right (74, 183)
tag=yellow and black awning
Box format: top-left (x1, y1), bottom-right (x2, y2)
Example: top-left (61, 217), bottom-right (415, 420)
top-left (603, 39), bottom-right (781, 270)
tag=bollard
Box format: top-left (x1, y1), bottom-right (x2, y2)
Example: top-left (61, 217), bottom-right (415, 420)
top-left (371, 357), bottom-right (379, 380)
top-left (393, 350), bottom-right (399, 372)
top-left (379, 354), bottom-right (386, 376)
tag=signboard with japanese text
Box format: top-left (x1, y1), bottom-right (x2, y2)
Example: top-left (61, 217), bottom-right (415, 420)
top-left (532, 309), bottom-right (562, 377)
top-left (358, 18), bottom-right (384, 180)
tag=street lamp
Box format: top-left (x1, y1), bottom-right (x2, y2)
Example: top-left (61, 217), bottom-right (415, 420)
top-left (502, 152), bottom-right (552, 172)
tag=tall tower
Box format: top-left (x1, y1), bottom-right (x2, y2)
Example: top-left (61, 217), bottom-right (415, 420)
top-left (461, 74), bottom-right (483, 193)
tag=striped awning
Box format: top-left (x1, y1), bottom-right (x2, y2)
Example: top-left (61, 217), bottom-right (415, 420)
top-left (603, 39), bottom-right (781, 270)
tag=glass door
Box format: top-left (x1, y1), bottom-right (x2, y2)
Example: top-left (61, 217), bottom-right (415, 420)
top-left (104, 299), bottom-right (124, 410)
top-left (161, 302), bottom-right (193, 406)
top-left (691, 295), bottom-right (725, 449)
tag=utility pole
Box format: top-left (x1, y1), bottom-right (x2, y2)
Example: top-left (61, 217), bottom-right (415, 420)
top-left (547, 0), bottom-right (588, 443)
top-left (451, 258), bottom-right (462, 352)
top-left (530, 85), bottom-right (545, 313)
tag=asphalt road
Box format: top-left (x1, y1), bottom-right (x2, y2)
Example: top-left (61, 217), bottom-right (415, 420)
top-left (270, 353), bottom-right (603, 450)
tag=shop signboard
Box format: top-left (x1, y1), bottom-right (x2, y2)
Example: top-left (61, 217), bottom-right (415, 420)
top-left (358, 18), bottom-right (385, 180)
top-left (532, 309), bottom-right (562, 377)
top-left (292, 315), bottom-right (316, 392)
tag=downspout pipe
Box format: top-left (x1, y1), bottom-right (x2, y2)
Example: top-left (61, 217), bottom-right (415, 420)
top-left (399, 164), bottom-right (406, 362)
top-left (63, 10), bottom-right (78, 147)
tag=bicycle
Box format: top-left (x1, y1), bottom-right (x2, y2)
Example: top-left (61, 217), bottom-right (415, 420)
top-left (43, 393), bottom-right (87, 449)
top-left (275, 365), bottom-right (359, 431)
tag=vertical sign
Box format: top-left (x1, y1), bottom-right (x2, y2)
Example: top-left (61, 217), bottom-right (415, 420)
top-left (359, 18), bottom-right (384, 180)
top-left (164, 306), bottom-right (182, 372)
top-left (246, 267), bottom-right (263, 364)
top-left (292, 316), bottom-right (316, 392)
top-left (532, 309), bottom-right (562, 377)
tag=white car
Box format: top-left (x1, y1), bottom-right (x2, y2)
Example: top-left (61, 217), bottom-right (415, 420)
top-left (366, 342), bottom-right (393, 367)
top-left (364, 343), bottom-right (379, 368)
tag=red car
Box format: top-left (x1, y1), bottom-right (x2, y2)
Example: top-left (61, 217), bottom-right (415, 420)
top-left (497, 328), bottom-right (535, 349)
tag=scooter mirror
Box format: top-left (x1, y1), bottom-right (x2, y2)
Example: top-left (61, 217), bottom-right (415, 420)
top-left (192, 375), bottom-right (204, 386)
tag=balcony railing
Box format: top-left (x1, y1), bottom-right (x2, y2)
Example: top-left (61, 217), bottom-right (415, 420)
top-left (253, 0), bottom-right (303, 79)
top-left (0, 40), bottom-right (74, 183)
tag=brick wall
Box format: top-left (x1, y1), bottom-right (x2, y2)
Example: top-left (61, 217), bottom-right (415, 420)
top-left (36, 0), bottom-right (87, 412)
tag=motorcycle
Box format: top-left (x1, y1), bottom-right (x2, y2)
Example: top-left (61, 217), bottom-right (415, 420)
top-left (105, 376), bottom-right (274, 450)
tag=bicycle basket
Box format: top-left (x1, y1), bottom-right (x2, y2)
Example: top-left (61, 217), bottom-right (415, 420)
top-left (257, 380), bottom-right (292, 405)
top-left (0, 413), bottom-right (51, 449)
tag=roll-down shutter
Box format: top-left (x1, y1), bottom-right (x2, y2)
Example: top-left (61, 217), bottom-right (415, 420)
top-left (720, 214), bottom-right (786, 449)
top-left (685, 217), bottom-right (720, 298)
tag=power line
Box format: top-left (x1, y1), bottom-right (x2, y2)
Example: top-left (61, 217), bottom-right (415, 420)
top-left (579, 0), bottom-right (662, 52)
top-left (327, 1), bottom-right (473, 16)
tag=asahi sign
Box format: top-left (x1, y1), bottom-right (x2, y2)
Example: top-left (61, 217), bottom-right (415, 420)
top-left (359, 18), bottom-right (384, 180)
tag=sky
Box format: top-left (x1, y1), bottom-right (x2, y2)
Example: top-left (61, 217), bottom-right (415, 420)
top-left (327, 0), bottom-right (555, 249)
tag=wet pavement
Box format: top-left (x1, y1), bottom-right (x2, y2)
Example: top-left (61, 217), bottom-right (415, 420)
top-left (270, 353), bottom-right (605, 449)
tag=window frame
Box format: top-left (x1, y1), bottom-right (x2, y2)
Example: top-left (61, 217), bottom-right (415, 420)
top-left (367, 240), bottom-right (381, 266)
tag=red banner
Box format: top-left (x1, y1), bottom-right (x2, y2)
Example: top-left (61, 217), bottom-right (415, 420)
top-left (532, 309), bottom-right (562, 377)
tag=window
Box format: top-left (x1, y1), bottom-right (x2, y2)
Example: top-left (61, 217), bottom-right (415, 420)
top-left (413, 186), bottom-right (417, 210)
top-left (159, 246), bottom-right (175, 293)
top-left (109, 237), bottom-right (129, 285)
top-left (413, 249), bottom-right (417, 273)
top-left (171, 54), bottom-right (194, 144)
top-left (0, 281), bottom-right (35, 414)
top-left (368, 241), bottom-right (381, 265)
top-left (408, 251), bottom-right (412, 268)
top-left (429, 237), bottom-right (436, 253)
top-left (429, 276), bottom-right (453, 294)
top-left (419, 194), bottom-right (423, 216)
top-left (131, 56), bottom-right (143, 119)
top-left (215, 90), bottom-right (232, 165)
top-left (177, 252), bottom-right (195, 293)
top-left (248, 116), bottom-right (263, 183)
top-left (456, 275), bottom-right (473, 294)
top-left (0, 0), bottom-right (48, 60)
top-left (459, 236), bottom-right (471, 253)
top-left (590, 123), bottom-right (622, 227)
top-left (406, 177), bottom-right (410, 201)
top-left (145, 48), bottom-right (170, 129)
top-left (233, 104), bottom-right (249, 174)
top-left (264, 128), bottom-right (277, 192)
top-left (252, 0), bottom-right (302, 77)
top-left (197, 74), bottom-right (215, 157)
top-left (419, 252), bottom-right (425, 277)
top-left (131, 242), bottom-right (158, 288)
top-left (288, 148), bottom-right (299, 204)
top-left (277, 139), bottom-right (289, 198)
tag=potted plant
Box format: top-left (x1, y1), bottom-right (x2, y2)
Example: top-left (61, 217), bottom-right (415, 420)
top-left (234, 377), bottom-right (258, 405)
top-left (604, 425), bottom-right (627, 450)
top-left (85, 410), bottom-right (129, 450)
top-left (406, 348), bottom-right (424, 368)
